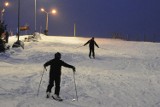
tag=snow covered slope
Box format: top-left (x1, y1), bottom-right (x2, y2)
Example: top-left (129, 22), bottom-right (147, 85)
top-left (0, 35), bottom-right (160, 107)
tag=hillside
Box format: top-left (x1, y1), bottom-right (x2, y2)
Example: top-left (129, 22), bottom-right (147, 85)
top-left (0, 35), bottom-right (160, 107)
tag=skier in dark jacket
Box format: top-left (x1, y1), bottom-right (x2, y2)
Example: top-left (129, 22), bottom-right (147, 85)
top-left (83, 37), bottom-right (99, 58)
top-left (44, 52), bottom-right (75, 101)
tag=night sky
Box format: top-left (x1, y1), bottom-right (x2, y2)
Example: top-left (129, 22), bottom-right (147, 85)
top-left (1, 0), bottom-right (160, 41)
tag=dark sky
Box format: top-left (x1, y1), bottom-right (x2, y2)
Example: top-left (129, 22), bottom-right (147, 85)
top-left (1, 0), bottom-right (160, 40)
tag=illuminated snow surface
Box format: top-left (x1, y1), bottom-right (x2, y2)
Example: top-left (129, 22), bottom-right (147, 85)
top-left (0, 34), bottom-right (160, 107)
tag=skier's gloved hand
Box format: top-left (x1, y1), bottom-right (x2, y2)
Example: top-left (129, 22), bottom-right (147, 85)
top-left (44, 65), bottom-right (47, 71)
top-left (72, 67), bottom-right (76, 72)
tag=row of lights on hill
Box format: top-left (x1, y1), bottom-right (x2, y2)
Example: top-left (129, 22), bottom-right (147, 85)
top-left (1, 1), bottom-right (57, 36)
top-left (0, 1), bottom-right (57, 48)
top-left (11, 0), bottom-right (57, 48)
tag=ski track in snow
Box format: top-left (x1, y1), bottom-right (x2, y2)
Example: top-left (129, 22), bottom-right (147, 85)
top-left (0, 35), bottom-right (160, 107)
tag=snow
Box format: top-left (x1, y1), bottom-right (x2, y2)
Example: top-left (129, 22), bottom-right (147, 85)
top-left (1, 34), bottom-right (160, 107)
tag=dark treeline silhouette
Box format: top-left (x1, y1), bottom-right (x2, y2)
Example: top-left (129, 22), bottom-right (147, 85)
top-left (0, 20), bottom-right (8, 52)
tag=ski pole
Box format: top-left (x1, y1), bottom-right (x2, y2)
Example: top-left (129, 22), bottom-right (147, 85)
top-left (37, 68), bottom-right (46, 96)
top-left (73, 72), bottom-right (78, 101)
top-left (74, 45), bottom-right (83, 49)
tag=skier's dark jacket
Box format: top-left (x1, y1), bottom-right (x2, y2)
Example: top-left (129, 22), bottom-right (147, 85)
top-left (84, 38), bottom-right (99, 49)
top-left (44, 58), bottom-right (74, 77)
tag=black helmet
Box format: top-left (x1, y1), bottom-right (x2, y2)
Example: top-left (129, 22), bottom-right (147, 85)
top-left (55, 52), bottom-right (61, 59)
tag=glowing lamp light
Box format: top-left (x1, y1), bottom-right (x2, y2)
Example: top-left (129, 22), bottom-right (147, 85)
top-left (41, 8), bottom-right (44, 12)
top-left (52, 10), bottom-right (57, 14)
top-left (5, 2), bottom-right (9, 7)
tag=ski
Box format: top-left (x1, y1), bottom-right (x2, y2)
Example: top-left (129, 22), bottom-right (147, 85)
top-left (46, 95), bottom-right (77, 102)
top-left (52, 96), bottom-right (63, 102)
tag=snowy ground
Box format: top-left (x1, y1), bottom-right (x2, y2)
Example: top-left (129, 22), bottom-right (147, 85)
top-left (0, 34), bottom-right (160, 107)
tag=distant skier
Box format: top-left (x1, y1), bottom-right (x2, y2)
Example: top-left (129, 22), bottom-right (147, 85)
top-left (83, 37), bottom-right (99, 59)
top-left (44, 52), bottom-right (76, 101)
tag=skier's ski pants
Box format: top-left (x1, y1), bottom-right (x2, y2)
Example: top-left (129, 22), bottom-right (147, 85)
top-left (46, 75), bottom-right (61, 96)
top-left (89, 48), bottom-right (95, 58)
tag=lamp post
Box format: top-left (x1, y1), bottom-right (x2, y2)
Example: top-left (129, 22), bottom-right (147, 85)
top-left (17, 0), bottom-right (20, 41)
top-left (12, 0), bottom-right (24, 49)
top-left (1, 1), bottom-right (9, 23)
top-left (35, 0), bottom-right (36, 32)
top-left (41, 8), bottom-right (57, 35)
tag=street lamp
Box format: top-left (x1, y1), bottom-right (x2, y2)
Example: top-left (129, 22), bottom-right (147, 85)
top-left (35, 0), bottom-right (37, 32)
top-left (41, 8), bottom-right (57, 35)
top-left (17, 0), bottom-right (20, 41)
top-left (5, 2), bottom-right (9, 7)
top-left (12, 0), bottom-right (24, 49)
top-left (1, 1), bottom-right (9, 23)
